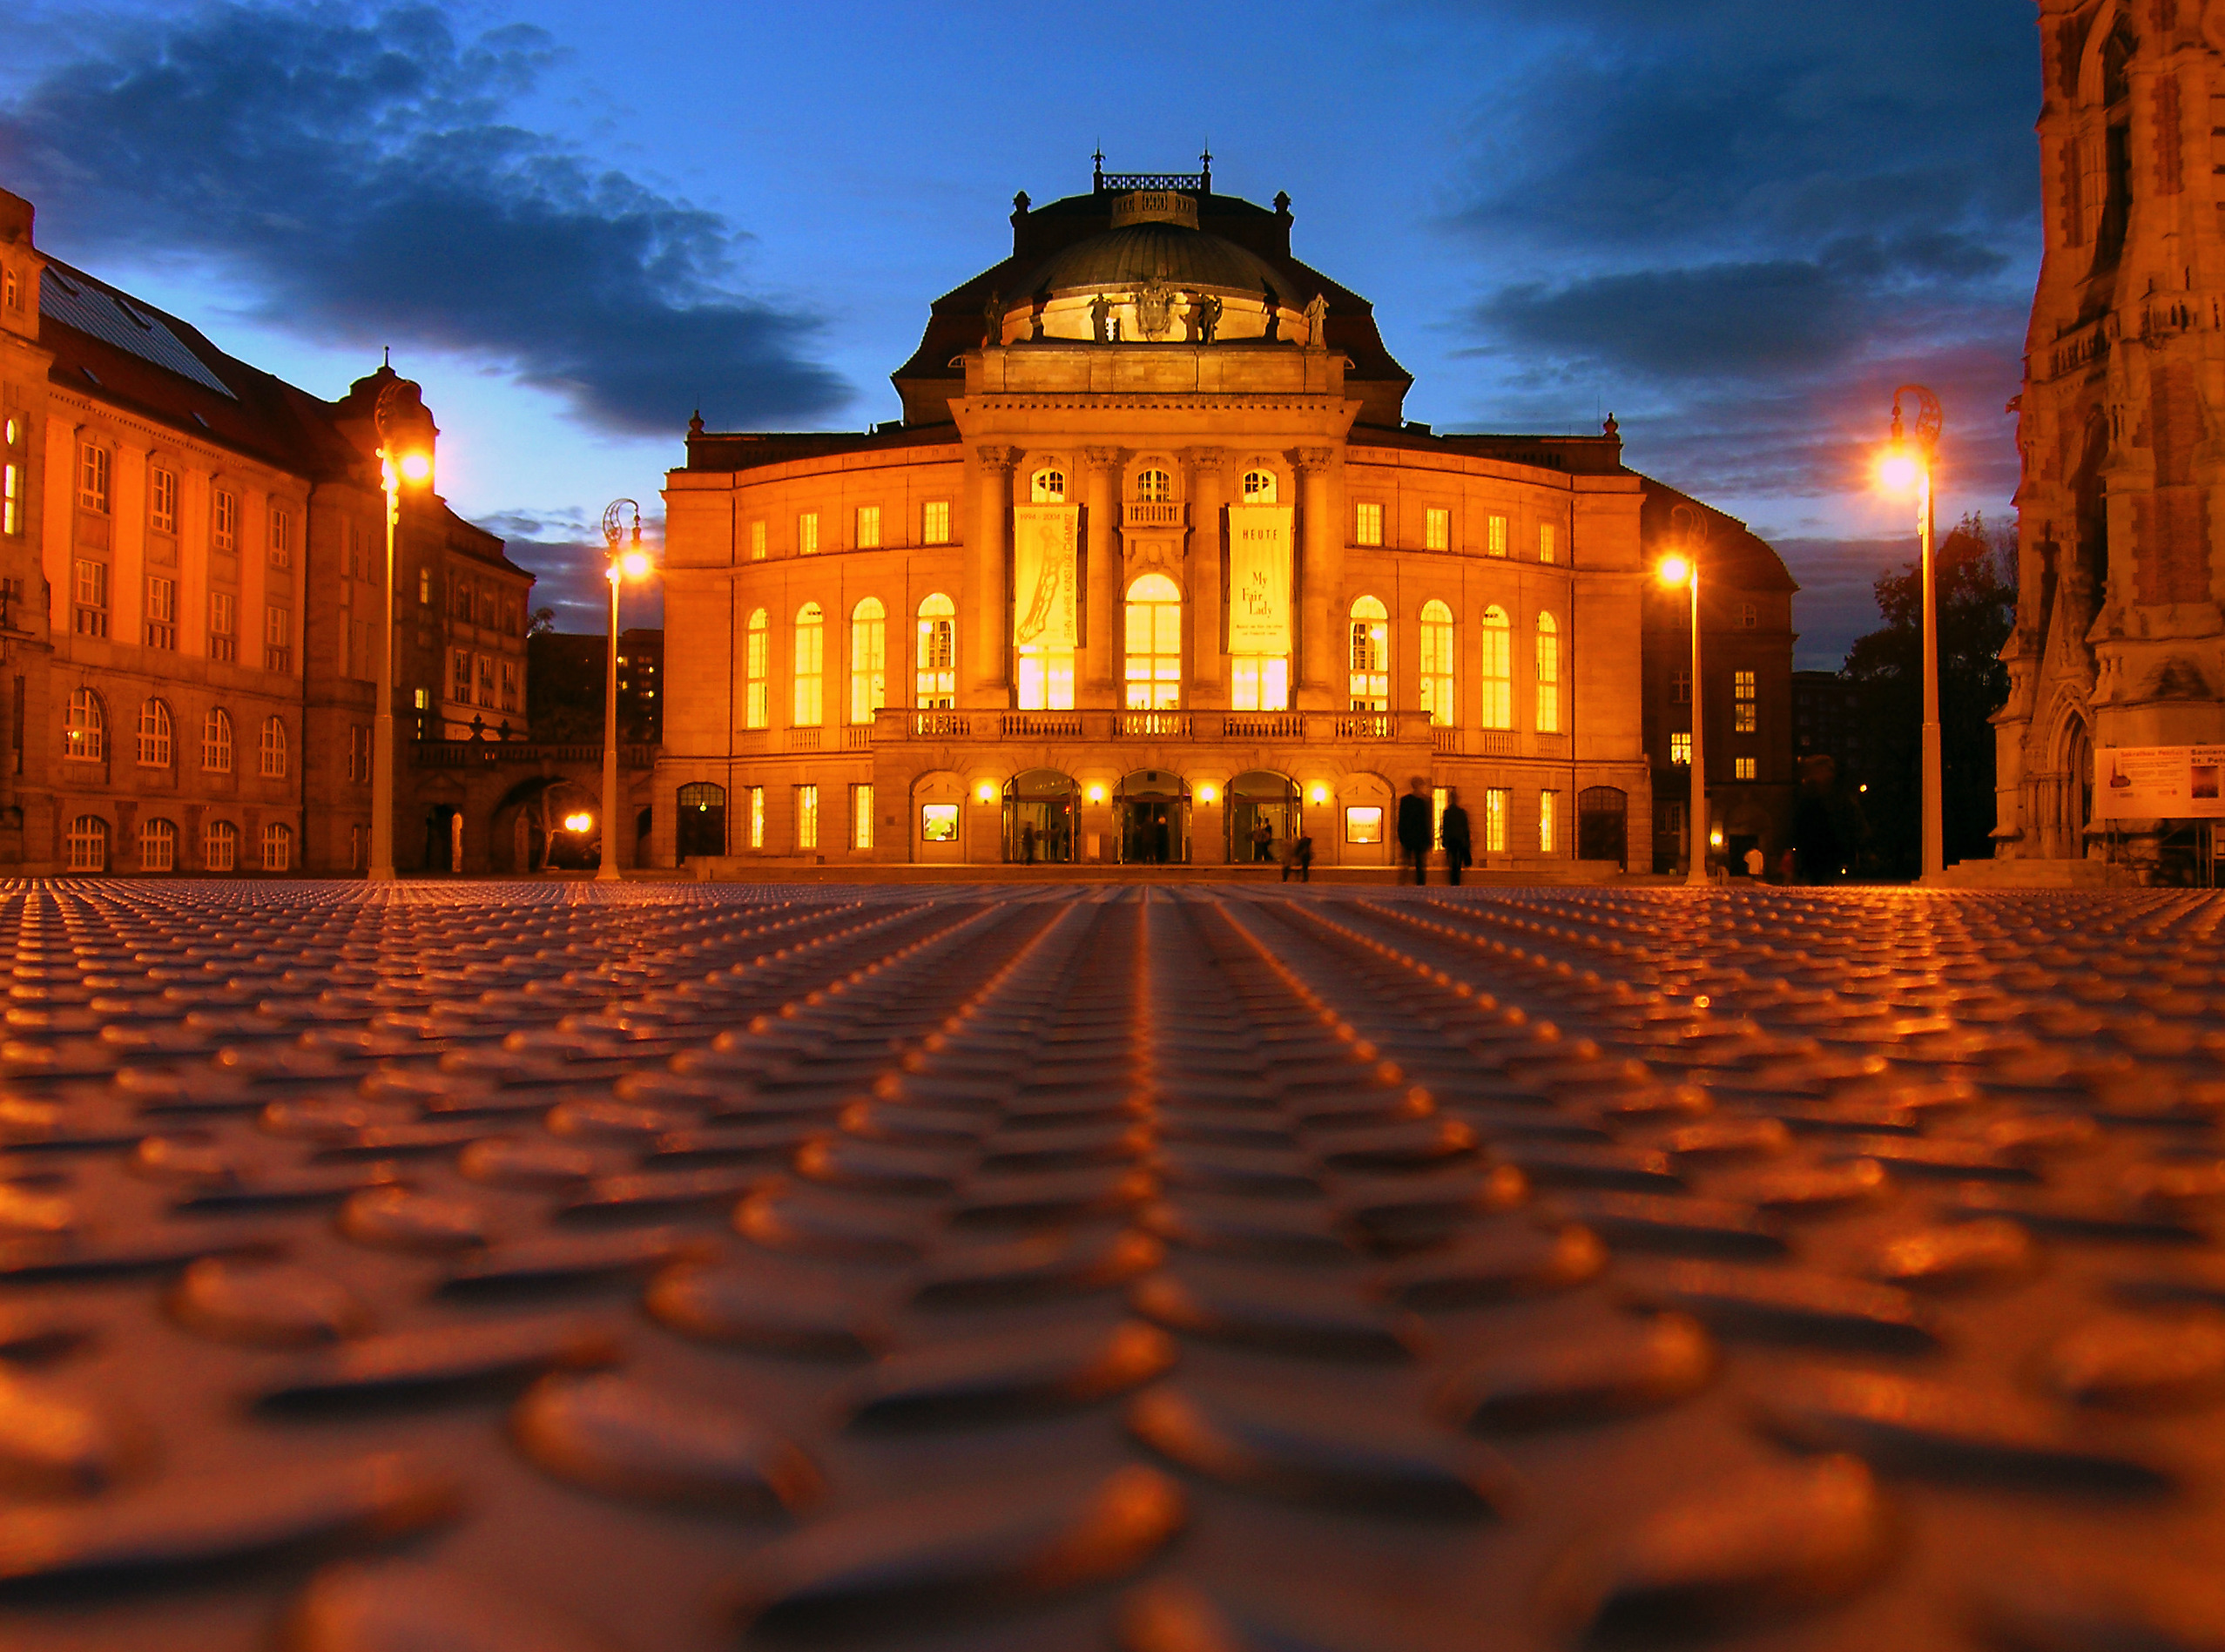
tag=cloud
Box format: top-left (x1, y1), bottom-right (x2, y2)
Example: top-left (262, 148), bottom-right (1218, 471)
top-left (478, 508), bottom-right (664, 635)
top-left (0, 3), bottom-right (848, 435)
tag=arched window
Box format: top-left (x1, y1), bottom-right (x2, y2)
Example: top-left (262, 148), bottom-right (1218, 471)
top-left (137, 698), bottom-right (172, 766)
top-left (202, 707), bottom-right (233, 772)
top-left (64, 814), bottom-right (107, 872)
top-left (260, 820), bottom-right (293, 872)
top-left (1124, 574), bottom-right (1183, 711)
top-left (1241, 469), bottom-right (1277, 503)
top-left (259, 716), bottom-right (287, 778)
top-left (138, 817), bottom-right (177, 872)
top-left (1136, 468), bottom-right (1171, 503)
top-left (1536, 611), bottom-right (1561, 734)
top-left (204, 819), bottom-right (239, 873)
top-left (792, 603), bottom-right (824, 726)
top-left (1349, 596), bottom-right (1388, 711)
top-left (1419, 600), bottom-right (1454, 727)
top-left (849, 597), bottom-right (886, 725)
top-left (744, 608), bottom-right (769, 730)
top-left (916, 593), bottom-right (955, 708)
top-left (64, 689), bottom-right (104, 761)
top-left (1480, 606), bottom-right (1512, 731)
top-left (1030, 468), bottom-right (1066, 503)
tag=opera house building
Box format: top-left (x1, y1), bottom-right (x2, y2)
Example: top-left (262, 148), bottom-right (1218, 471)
top-left (655, 163), bottom-right (1757, 872)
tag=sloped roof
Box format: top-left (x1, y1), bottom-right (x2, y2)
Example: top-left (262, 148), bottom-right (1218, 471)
top-left (1637, 475), bottom-right (1799, 594)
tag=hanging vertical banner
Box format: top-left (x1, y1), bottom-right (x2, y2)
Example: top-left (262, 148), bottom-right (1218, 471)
top-left (1012, 505), bottom-right (1079, 650)
top-left (1226, 503), bottom-right (1293, 654)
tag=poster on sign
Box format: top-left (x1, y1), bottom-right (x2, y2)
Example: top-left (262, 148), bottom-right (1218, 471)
top-left (1011, 506), bottom-right (1078, 650)
top-left (1226, 504), bottom-right (1293, 654)
top-left (2093, 745), bottom-right (2225, 818)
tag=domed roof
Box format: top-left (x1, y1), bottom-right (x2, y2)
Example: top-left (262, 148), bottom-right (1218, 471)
top-left (1016, 224), bottom-right (1284, 300)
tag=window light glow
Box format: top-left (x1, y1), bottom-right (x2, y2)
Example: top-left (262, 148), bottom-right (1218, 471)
top-left (563, 813), bottom-right (593, 833)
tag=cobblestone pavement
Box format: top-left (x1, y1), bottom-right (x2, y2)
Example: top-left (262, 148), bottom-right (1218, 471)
top-left (0, 879), bottom-right (2219, 1651)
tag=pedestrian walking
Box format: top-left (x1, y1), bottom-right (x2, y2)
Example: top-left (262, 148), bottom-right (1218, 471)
top-left (1440, 787), bottom-right (1472, 886)
top-left (1251, 819), bottom-right (1274, 863)
top-left (1396, 776), bottom-right (1433, 886)
top-left (1021, 822), bottom-right (1037, 865)
top-left (1293, 832), bottom-right (1314, 882)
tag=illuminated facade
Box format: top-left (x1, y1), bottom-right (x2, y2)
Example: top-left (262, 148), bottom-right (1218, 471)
top-left (658, 166), bottom-right (1716, 869)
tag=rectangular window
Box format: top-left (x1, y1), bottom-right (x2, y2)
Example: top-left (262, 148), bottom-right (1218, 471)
top-left (1344, 806), bottom-right (1383, 845)
top-left (853, 783), bottom-right (875, 849)
top-left (1540, 523), bottom-right (1557, 563)
top-left (748, 786), bottom-right (765, 849)
top-left (1230, 655), bottom-right (1290, 711)
top-left (145, 576), bottom-right (177, 650)
top-left (1669, 732), bottom-right (1692, 765)
top-left (923, 500), bottom-right (950, 544)
top-left (209, 590), bottom-right (236, 661)
top-left (1485, 788), bottom-right (1509, 854)
top-left (1425, 507), bottom-right (1451, 551)
top-left (920, 802), bottom-right (958, 842)
top-left (264, 604), bottom-right (293, 672)
top-left (795, 784), bottom-right (819, 850)
top-left (418, 567), bottom-right (430, 605)
top-left (500, 658), bottom-right (520, 711)
top-left (149, 467), bottom-right (177, 535)
top-left (1540, 790), bottom-right (1558, 854)
top-left (745, 623), bottom-right (769, 729)
top-left (78, 443), bottom-right (110, 514)
top-left (1354, 501), bottom-right (1383, 546)
top-left (1432, 786), bottom-right (1448, 849)
top-left (1535, 623), bottom-right (1561, 734)
top-left (212, 488), bottom-right (237, 553)
top-left (792, 619), bottom-right (824, 726)
top-left (749, 520), bottom-right (767, 562)
top-left (476, 654), bottom-right (496, 706)
top-left (71, 558), bottom-right (108, 637)
top-left (269, 508), bottom-right (293, 569)
top-left (1735, 756), bottom-right (1757, 780)
top-left (451, 649), bottom-right (473, 703)
top-left (1733, 668), bottom-right (1757, 734)
top-left (798, 512), bottom-right (819, 556)
top-left (1487, 515), bottom-right (1507, 557)
top-left (1673, 670), bottom-right (1690, 705)
top-left (2, 460), bottom-right (18, 536)
top-left (1419, 610), bottom-right (1454, 726)
top-left (856, 505), bottom-right (880, 550)
top-left (1016, 647), bottom-right (1075, 711)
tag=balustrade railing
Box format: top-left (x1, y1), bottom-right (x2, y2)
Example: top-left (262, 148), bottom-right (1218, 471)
top-left (788, 728), bottom-right (820, 752)
top-left (1334, 713), bottom-right (1395, 739)
top-left (1114, 711), bottom-right (1191, 738)
top-left (1221, 713), bottom-right (1306, 739)
top-left (412, 741), bottom-right (656, 769)
top-left (1122, 502), bottom-right (1186, 529)
top-left (842, 726), bottom-right (873, 750)
top-left (1001, 712), bottom-right (1083, 738)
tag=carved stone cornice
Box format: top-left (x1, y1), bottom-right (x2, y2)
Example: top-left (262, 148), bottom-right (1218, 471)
top-left (1289, 445), bottom-right (1337, 472)
top-left (1082, 446), bottom-right (1123, 473)
top-left (974, 444), bottom-right (1024, 471)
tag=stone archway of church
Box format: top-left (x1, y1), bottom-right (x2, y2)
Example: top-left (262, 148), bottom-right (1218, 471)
top-left (2055, 712), bottom-right (2094, 860)
top-left (1225, 771), bottom-right (1298, 866)
top-left (1115, 770), bottom-right (1190, 865)
top-left (1003, 770), bottom-right (1079, 864)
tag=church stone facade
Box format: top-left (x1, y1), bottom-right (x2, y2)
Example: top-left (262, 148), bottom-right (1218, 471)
top-left (1999, 1), bottom-right (2225, 866)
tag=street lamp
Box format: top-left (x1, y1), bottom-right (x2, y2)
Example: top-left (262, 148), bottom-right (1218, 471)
top-left (369, 379), bottom-right (433, 882)
top-left (1881, 385), bottom-right (1945, 880)
top-left (597, 501), bottom-right (652, 884)
top-left (1659, 506), bottom-right (1709, 888)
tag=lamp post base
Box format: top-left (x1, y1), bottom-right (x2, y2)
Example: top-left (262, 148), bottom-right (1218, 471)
top-left (366, 867), bottom-right (399, 882)
top-left (593, 867), bottom-right (622, 883)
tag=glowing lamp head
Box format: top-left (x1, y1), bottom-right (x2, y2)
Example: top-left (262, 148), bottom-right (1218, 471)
top-left (976, 782), bottom-right (996, 804)
top-left (620, 550), bottom-right (651, 580)
top-left (1878, 448), bottom-right (1922, 494)
top-left (563, 812), bottom-right (593, 833)
top-left (1656, 554), bottom-right (1693, 590)
top-left (1198, 785), bottom-right (1217, 805)
top-left (1086, 785), bottom-right (1105, 804)
top-left (1309, 784), bottom-right (1329, 805)
top-left (396, 451), bottom-right (431, 483)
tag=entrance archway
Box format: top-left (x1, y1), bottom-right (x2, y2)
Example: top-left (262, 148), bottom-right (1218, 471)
top-left (1116, 770), bottom-right (1190, 865)
top-left (1578, 786), bottom-right (1628, 868)
top-left (2059, 712), bottom-right (2094, 859)
top-left (677, 783), bottom-right (727, 860)
top-left (1226, 771), bottom-right (1298, 866)
top-left (1003, 769), bottom-right (1078, 864)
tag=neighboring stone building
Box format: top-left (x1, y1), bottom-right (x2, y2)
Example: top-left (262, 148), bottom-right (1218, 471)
top-left (0, 186), bottom-right (533, 873)
top-left (1793, 670), bottom-right (1864, 783)
top-left (657, 165), bottom-right (1764, 872)
top-left (1997, 3), bottom-right (2225, 867)
top-left (1636, 482), bottom-right (1799, 875)
top-left (617, 628), bottom-right (663, 745)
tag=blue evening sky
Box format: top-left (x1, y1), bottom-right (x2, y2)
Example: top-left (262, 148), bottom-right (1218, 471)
top-left (0, 1), bottom-right (2040, 663)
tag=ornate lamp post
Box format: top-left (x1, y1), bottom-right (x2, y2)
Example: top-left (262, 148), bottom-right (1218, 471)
top-left (368, 380), bottom-right (432, 881)
top-left (597, 501), bottom-right (651, 883)
top-left (1658, 505), bottom-right (1709, 888)
top-left (1881, 386), bottom-right (1945, 880)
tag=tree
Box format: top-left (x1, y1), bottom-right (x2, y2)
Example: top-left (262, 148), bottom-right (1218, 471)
top-left (1842, 513), bottom-right (2016, 878)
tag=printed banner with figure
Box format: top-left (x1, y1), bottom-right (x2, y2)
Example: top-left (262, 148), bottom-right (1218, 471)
top-left (1011, 505), bottom-right (1079, 650)
top-left (2094, 745), bottom-right (2225, 819)
top-left (1226, 503), bottom-right (1294, 654)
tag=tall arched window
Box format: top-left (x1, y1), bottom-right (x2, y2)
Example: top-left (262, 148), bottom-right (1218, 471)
top-left (204, 819), bottom-right (239, 872)
top-left (849, 597), bottom-right (887, 725)
top-left (139, 817), bottom-right (177, 872)
top-left (1419, 600), bottom-right (1454, 726)
top-left (1241, 469), bottom-right (1277, 503)
top-left (1123, 574), bottom-right (1183, 711)
top-left (260, 820), bottom-right (293, 872)
top-left (202, 707), bottom-right (233, 772)
top-left (1536, 611), bottom-right (1561, 734)
top-left (137, 698), bottom-right (173, 766)
top-left (64, 689), bottom-right (104, 761)
top-left (1480, 606), bottom-right (1512, 730)
top-left (259, 716), bottom-right (287, 778)
top-left (64, 815), bottom-right (107, 872)
top-left (744, 608), bottom-right (769, 730)
top-left (1349, 597), bottom-right (1389, 711)
top-left (1136, 468), bottom-right (1171, 503)
top-left (1030, 468), bottom-right (1067, 502)
top-left (792, 603), bottom-right (824, 726)
top-left (916, 593), bottom-right (955, 708)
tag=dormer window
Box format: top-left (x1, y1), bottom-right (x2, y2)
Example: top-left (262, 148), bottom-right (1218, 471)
top-left (2, 267), bottom-right (17, 313)
top-left (1136, 469), bottom-right (1171, 503)
top-left (1242, 470), bottom-right (1277, 503)
top-left (1030, 469), bottom-right (1067, 503)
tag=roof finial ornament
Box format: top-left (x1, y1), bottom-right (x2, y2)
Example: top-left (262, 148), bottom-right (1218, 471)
top-left (688, 408), bottom-right (705, 438)
top-left (1092, 148), bottom-right (1104, 192)
top-left (1602, 411), bottom-right (1619, 438)
top-left (1199, 143), bottom-right (1211, 194)
top-left (381, 346), bottom-right (391, 368)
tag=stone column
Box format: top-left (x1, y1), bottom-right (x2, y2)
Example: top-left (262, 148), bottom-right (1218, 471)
top-left (971, 446), bottom-right (1019, 700)
top-left (1082, 448), bottom-right (1122, 705)
top-left (1186, 448), bottom-right (1225, 707)
top-left (1292, 447), bottom-right (1340, 708)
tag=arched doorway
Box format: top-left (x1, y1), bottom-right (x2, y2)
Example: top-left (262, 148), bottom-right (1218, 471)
top-left (1116, 770), bottom-right (1190, 865)
top-left (2060, 714), bottom-right (2094, 859)
top-left (677, 783), bottom-right (727, 860)
top-left (1578, 786), bottom-right (1628, 868)
top-left (1003, 769), bottom-right (1078, 864)
top-left (1226, 771), bottom-right (1298, 866)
